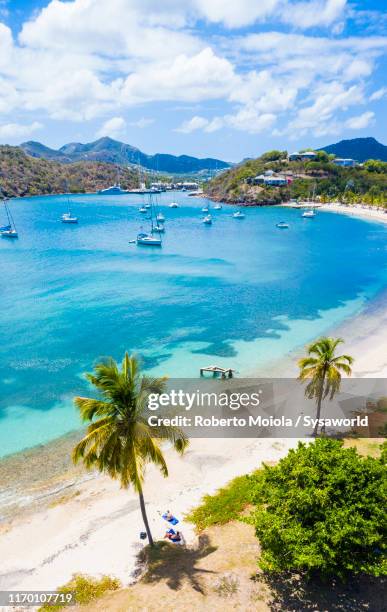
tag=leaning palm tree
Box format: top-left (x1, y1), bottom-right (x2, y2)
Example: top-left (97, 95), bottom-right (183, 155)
top-left (72, 353), bottom-right (188, 546)
top-left (298, 337), bottom-right (353, 436)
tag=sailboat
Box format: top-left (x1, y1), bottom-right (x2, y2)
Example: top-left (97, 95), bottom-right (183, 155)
top-left (61, 191), bottom-right (78, 223)
top-left (137, 194), bottom-right (162, 246)
top-left (1, 199), bottom-right (18, 238)
top-left (233, 210), bottom-right (245, 219)
top-left (202, 214), bottom-right (212, 225)
top-left (214, 203), bottom-right (222, 210)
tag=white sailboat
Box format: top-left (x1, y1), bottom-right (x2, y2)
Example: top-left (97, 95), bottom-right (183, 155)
top-left (61, 212), bottom-right (78, 224)
top-left (202, 214), bottom-right (212, 225)
top-left (214, 203), bottom-right (222, 210)
top-left (61, 191), bottom-right (78, 223)
top-left (233, 210), bottom-right (245, 219)
top-left (1, 199), bottom-right (18, 238)
top-left (137, 195), bottom-right (162, 246)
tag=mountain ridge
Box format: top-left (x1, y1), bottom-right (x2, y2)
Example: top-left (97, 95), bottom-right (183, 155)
top-left (21, 137), bottom-right (230, 174)
top-left (318, 137), bottom-right (387, 162)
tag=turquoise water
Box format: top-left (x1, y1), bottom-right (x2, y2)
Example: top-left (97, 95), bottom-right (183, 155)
top-left (0, 193), bottom-right (386, 456)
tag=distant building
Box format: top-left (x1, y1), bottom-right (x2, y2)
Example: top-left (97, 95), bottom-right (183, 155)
top-left (264, 175), bottom-right (289, 186)
top-left (289, 151), bottom-right (318, 162)
top-left (251, 174), bottom-right (265, 185)
top-left (332, 158), bottom-right (357, 167)
top-left (249, 173), bottom-right (290, 186)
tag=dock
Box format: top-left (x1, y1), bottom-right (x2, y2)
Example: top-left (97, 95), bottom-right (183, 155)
top-left (200, 365), bottom-right (235, 378)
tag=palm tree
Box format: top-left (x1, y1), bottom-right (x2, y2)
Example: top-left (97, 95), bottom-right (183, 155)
top-left (72, 353), bottom-right (188, 546)
top-left (298, 337), bottom-right (353, 436)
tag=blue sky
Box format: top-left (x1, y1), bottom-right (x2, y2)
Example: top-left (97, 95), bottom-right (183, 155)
top-left (0, 0), bottom-right (386, 161)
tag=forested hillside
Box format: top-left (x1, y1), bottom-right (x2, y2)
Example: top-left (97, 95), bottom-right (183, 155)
top-left (0, 146), bottom-right (138, 197)
top-left (206, 150), bottom-right (387, 206)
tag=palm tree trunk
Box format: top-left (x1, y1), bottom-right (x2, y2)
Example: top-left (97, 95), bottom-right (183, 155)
top-left (138, 488), bottom-right (154, 547)
top-left (313, 372), bottom-right (326, 436)
top-left (313, 393), bottom-right (323, 436)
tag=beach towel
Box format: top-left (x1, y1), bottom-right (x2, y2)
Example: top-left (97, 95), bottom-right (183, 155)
top-left (162, 513), bottom-right (179, 525)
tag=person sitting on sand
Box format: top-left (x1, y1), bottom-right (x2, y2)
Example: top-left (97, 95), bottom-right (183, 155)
top-left (165, 510), bottom-right (173, 520)
top-left (165, 530), bottom-right (182, 543)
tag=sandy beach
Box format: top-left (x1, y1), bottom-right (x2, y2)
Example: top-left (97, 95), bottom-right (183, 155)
top-left (0, 437), bottom-right (299, 592)
top-left (319, 203), bottom-right (387, 224)
top-left (0, 205), bottom-right (386, 596)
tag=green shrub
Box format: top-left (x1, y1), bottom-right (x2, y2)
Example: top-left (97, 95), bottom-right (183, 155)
top-left (247, 439), bottom-right (387, 579)
top-left (186, 473), bottom-right (256, 530)
top-left (38, 574), bottom-right (121, 610)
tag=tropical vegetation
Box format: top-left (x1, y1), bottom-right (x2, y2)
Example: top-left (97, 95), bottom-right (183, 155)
top-left (38, 574), bottom-right (121, 611)
top-left (0, 145), bottom-right (139, 197)
top-left (205, 149), bottom-right (387, 207)
top-left (298, 336), bottom-right (353, 436)
top-left (72, 353), bottom-right (188, 546)
top-left (247, 439), bottom-right (386, 579)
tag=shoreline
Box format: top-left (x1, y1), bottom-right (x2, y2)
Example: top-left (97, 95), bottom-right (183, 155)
top-left (0, 198), bottom-right (386, 592)
top-left (309, 202), bottom-right (387, 225)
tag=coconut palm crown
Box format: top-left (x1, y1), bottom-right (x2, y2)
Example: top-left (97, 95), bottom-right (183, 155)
top-left (298, 337), bottom-right (354, 435)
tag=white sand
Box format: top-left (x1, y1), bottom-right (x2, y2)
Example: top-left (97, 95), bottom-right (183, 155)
top-left (1, 203), bottom-right (386, 594)
top-left (0, 438), bottom-right (298, 591)
top-left (319, 203), bottom-right (387, 224)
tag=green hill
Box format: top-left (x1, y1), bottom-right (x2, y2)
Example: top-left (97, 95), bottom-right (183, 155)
top-left (0, 146), bottom-right (139, 197)
top-left (205, 149), bottom-right (387, 207)
top-left (21, 137), bottom-right (230, 174)
top-left (319, 137), bottom-right (387, 162)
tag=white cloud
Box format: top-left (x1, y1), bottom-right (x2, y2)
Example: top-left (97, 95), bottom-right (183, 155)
top-left (194, 0), bottom-right (280, 28)
top-left (0, 120), bottom-right (42, 141)
top-left (96, 116), bottom-right (126, 138)
top-left (176, 115), bottom-right (209, 133)
top-left (281, 0), bottom-right (347, 29)
top-left (370, 87), bottom-right (387, 101)
top-left (129, 117), bottom-right (154, 128)
top-left (0, 0), bottom-right (384, 139)
top-left (345, 111), bottom-right (374, 129)
top-left (226, 109), bottom-right (276, 133)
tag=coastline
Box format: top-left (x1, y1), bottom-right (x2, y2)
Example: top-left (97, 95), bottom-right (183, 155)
top-left (313, 202), bottom-right (387, 225)
top-left (0, 201), bottom-right (386, 593)
top-left (1, 286), bottom-right (386, 592)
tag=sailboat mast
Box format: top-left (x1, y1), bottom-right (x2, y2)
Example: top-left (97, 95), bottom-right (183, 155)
top-left (6, 200), bottom-right (16, 231)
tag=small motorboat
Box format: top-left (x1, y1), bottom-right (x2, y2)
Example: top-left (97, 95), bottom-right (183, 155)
top-left (156, 213), bottom-right (165, 223)
top-left (137, 232), bottom-right (162, 246)
top-left (214, 204), bottom-right (222, 210)
top-left (276, 221), bottom-right (289, 229)
top-left (151, 224), bottom-right (165, 233)
top-left (61, 212), bottom-right (78, 224)
top-left (201, 206), bottom-right (209, 213)
top-left (233, 211), bottom-right (245, 219)
top-left (169, 202), bottom-right (179, 208)
top-left (1, 228), bottom-right (18, 238)
top-left (139, 206), bottom-right (147, 213)
top-left (302, 210), bottom-right (316, 218)
top-left (202, 214), bottom-right (212, 225)
top-left (145, 203), bottom-right (151, 209)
